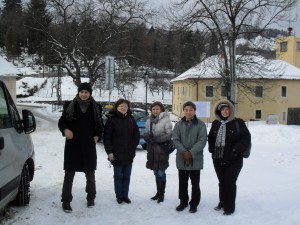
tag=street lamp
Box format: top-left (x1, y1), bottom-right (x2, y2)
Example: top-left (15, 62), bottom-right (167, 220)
top-left (144, 69), bottom-right (149, 113)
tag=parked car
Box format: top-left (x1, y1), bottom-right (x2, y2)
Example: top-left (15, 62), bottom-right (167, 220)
top-left (101, 106), bottom-right (147, 149)
top-left (131, 108), bottom-right (147, 150)
top-left (0, 80), bottom-right (36, 214)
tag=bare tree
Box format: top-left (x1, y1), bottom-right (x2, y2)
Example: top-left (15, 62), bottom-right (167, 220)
top-left (42, 0), bottom-right (154, 87)
top-left (165, 0), bottom-right (297, 102)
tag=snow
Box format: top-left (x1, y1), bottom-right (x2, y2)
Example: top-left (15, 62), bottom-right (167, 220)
top-left (1, 78), bottom-right (299, 225)
top-left (0, 56), bottom-right (21, 76)
top-left (17, 76), bottom-right (172, 105)
top-left (172, 55), bottom-right (300, 81)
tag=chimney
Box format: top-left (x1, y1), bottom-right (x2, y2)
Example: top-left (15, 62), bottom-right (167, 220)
top-left (287, 27), bottom-right (293, 36)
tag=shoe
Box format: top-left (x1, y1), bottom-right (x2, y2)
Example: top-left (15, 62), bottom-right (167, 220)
top-left (117, 198), bottom-right (123, 204)
top-left (189, 206), bottom-right (197, 213)
top-left (87, 199), bottom-right (95, 208)
top-left (214, 205), bottom-right (223, 211)
top-left (150, 193), bottom-right (159, 200)
top-left (62, 202), bottom-right (72, 213)
top-left (176, 203), bottom-right (188, 211)
top-left (223, 211), bottom-right (234, 215)
top-left (123, 197), bottom-right (131, 204)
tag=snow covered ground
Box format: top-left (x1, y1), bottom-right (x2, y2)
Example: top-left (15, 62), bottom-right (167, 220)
top-left (1, 77), bottom-right (300, 225)
top-left (1, 104), bottom-right (300, 225)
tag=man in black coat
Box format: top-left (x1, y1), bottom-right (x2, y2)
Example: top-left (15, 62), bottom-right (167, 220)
top-left (58, 82), bottom-right (103, 213)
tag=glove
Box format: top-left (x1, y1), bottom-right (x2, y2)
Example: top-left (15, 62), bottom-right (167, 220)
top-left (184, 158), bottom-right (191, 167)
top-left (107, 153), bottom-right (114, 161)
top-left (182, 151), bottom-right (192, 160)
top-left (182, 151), bottom-right (192, 167)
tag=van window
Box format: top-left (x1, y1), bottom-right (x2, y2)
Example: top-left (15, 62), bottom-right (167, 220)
top-left (0, 87), bottom-right (11, 128)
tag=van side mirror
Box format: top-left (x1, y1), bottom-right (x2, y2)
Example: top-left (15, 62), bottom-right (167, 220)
top-left (22, 110), bottom-right (36, 134)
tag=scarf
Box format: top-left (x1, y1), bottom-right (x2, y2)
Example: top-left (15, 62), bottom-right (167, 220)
top-left (214, 120), bottom-right (229, 159)
top-left (66, 94), bottom-right (102, 129)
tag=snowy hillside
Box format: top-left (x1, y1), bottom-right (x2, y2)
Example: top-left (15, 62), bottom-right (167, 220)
top-left (16, 76), bottom-right (172, 105)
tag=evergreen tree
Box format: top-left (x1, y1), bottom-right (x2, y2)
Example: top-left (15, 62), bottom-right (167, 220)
top-left (179, 30), bottom-right (198, 72)
top-left (0, 0), bottom-right (25, 56)
top-left (24, 0), bottom-right (52, 56)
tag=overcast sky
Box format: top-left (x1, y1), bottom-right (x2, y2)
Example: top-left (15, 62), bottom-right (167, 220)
top-left (150, 0), bottom-right (300, 36)
top-left (0, 0), bottom-right (299, 36)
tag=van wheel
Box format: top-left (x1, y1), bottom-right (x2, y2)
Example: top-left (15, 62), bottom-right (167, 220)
top-left (141, 143), bottom-right (147, 150)
top-left (15, 163), bottom-right (30, 206)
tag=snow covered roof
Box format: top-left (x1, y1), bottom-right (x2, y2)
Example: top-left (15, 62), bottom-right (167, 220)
top-left (0, 56), bottom-right (22, 77)
top-left (172, 55), bottom-right (300, 82)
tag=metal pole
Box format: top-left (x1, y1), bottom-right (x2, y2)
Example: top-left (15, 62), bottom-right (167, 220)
top-left (145, 81), bottom-right (148, 112)
top-left (229, 30), bottom-right (236, 104)
top-left (108, 58), bottom-right (111, 105)
top-left (57, 66), bottom-right (62, 104)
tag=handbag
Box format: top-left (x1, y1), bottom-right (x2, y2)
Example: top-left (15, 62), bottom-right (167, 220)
top-left (160, 140), bottom-right (175, 155)
top-left (235, 119), bottom-right (252, 158)
top-left (150, 121), bottom-right (175, 155)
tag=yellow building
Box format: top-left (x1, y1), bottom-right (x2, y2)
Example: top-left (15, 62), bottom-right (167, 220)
top-left (172, 56), bottom-right (300, 125)
top-left (276, 34), bottom-right (300, 69)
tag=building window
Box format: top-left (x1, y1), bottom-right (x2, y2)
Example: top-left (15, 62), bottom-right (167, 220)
top-left (206, 86), bottom-right (213, 97)
top-left (280, 42), bottom-right (287, 52)
top-left (255, 110), bottom-right (262, 119)
top-left (297, 42), bottom-right (300, 51)
top-left (255, 86), bottom-right (263, 97)
top-left (178, 87), bottom-right (184, 96)
top-left (221, 86), bottom-right (227, 97)
top-left (282, 112), bottom-right (286, 121)
top-left (281, 86), bottom-right (287, 97)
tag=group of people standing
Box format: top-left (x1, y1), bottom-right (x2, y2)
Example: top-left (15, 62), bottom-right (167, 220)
top-left (58, 82), bottom-right (251, 216)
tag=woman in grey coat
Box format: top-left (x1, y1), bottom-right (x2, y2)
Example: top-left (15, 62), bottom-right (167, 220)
top-left (144, 102), bottom-right (172, 203)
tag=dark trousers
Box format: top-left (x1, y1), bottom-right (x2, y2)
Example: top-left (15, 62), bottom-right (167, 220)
top-left (113, 163), bottom-right (132, 198)
top-left (61, 170), bottom-right (96, 203)
top-left (178, 170), bottom-right (201, 208)
top-left (213, 160), bottom-right (243, 213)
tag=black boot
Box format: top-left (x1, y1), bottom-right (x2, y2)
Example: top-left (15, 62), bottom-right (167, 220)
top-left (157, 181), bottom-right (166, 203)
top-left (151, 179), bottom-right (159, 200)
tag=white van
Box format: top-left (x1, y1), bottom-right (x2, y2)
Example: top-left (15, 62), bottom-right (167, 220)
top-left (0, 80), bottom-right (36, 213)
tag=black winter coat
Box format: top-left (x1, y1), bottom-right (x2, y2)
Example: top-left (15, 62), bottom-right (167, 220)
top-left (208, 118), bottom-right (251, 164)
top-left (58, 101), bottom-right (103, 172)
top-left (103, 111), bottom-right (140, 166)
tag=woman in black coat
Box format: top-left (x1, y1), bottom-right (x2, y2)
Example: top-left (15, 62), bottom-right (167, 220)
top-left (208, 99), bottom-right (251, 215)
top-left (58, 82), bottom-right (103, 213)
top-left (103, 99), bottom-right (140, 204)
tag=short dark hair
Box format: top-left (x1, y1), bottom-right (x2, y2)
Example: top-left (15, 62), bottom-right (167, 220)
top-left (183, 101), bottom-right (196, 111)
top-left (150, 101), bottom-right (165, 112)
top-left (110, 98), bottom-right (132, 114)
